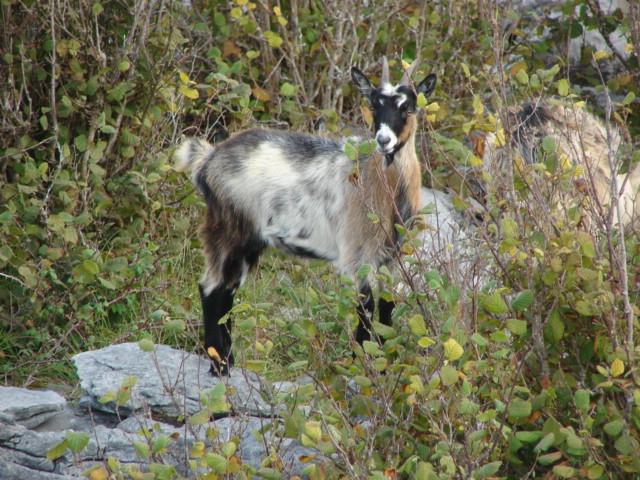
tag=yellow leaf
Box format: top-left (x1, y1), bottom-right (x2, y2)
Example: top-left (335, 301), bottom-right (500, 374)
top-left (593, 50), bottom-right (610, 61)
top-left (179, 85), bottom-right (199, 100)
top-left (418, 336), bottom-right (435, 348)
top-left (625, 43), bottom-right (633, 54)
top-left (426, 114), bottom-right (437, 123)
top-left (611, 358), bottom-right (624, 377)
top-left (473, 95), bottom-right (484, 115)
top-left (408, 374), bottom-right (424, 394)
top-left (401, 59), bottom-right (411, 70)
top-left (89, 467), bottom-right (109, 480)
top-left (443, 338), bottom-right (464, 361)
top-left (191, 441), bottom-right (205, 459)
top-left (469, 154), bottom-right (483, 168)
top-left (252, 86), bottom-right (271, 102)
top-left (360, 105), bottom-right (373, 128)
top-left (495, 128), bottom-right (506, 147)
top-left (178, 70), bottom-right (190, 84)
top-left (273, 5), bottom-right (281, 15)
top-left (426, 101), bottom-right (440, 113)
top-left (207, 346), bottom-right (223, 363)
top-left (303, 421), bottom-right (322, 443)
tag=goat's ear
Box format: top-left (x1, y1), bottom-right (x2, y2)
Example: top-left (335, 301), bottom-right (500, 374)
top-left (351, 67), bottom-right (373, 97)
top-left (416, 74), bottom-right (437, 97)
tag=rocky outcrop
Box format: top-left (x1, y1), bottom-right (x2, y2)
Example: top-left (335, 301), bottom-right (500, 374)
top-left (0, 343), bottom-right (323, 479)
top-left (73, 342), bottom-right (291, 418)
top-left (0, 387), bottom-right (66, 429)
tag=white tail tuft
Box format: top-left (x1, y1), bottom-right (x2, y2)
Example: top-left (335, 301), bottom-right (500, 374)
top-left (174, 138), bottom-right (212, 174)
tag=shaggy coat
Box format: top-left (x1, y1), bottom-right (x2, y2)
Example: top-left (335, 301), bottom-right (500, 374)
top-left (482, 100), bottom-right (639, 228)
top-left (176, 60), bottom-right (436, 374)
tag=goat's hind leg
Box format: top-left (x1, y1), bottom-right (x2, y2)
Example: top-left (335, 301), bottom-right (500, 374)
top-left (354, 282), bottom-right (375, 344)
top-left (199, 279), bottom-right (235, 376)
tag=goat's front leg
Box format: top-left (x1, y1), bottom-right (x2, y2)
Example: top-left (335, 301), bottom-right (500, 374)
top-left (199, 284), bottom-right (235, 376)
top-left (378, 297), bottom-right (394, 328)
top-left (354, 282), bottom-right (375, 344)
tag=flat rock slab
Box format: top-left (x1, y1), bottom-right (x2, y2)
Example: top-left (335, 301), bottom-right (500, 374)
top-left (72, 343), bottom-right (275, 418)
top-left (0, 386), bottom-right (66, 428)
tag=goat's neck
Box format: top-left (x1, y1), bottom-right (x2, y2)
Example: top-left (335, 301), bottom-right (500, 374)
top-left (386, 128), bottom-right (422, 218)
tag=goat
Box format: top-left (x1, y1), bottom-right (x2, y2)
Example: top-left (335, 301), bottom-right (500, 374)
top-left (175, 58), bottom-right (436, 375)
top-left (479, 100), bottom-right (640, 230)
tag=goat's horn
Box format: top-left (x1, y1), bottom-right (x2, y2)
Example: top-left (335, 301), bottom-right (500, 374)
top-left (381, 56), bottom-right (390, 85)
top-left (400, 58), bottom-right (419, 86)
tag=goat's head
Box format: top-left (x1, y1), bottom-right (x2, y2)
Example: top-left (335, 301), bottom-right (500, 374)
top-left (351, 57), bottom-right (436, 161)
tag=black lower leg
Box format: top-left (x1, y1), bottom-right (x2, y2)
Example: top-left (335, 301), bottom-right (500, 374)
top-left (199, 284), bottom-right (235, 376)
top-left (354, 283), bottom-right (375, 344)
top-left (378, 297), bottom-right (395, 327)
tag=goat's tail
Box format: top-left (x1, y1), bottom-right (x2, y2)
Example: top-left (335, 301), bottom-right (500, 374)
top-left (174, 138), bottom-right (214, 186)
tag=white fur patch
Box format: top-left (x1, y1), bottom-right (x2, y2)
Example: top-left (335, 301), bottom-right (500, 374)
top-left (397, 94), bottom-right (407, 107)
top-left (376, 123), bottom-right (398, 154)
top-left (381, 83), bottom-right (398, 96)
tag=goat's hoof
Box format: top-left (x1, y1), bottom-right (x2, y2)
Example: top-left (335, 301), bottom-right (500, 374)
top-left (208, 354), bottom-right (234, 377)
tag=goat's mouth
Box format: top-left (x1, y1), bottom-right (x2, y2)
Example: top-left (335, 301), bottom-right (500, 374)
top-left (376, 143), bottom-right (396, 155)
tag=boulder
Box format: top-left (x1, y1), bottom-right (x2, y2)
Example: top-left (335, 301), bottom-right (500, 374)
top-left (0, 386), bottom-right (66, 429)
top-left (73, 342), bottom-right (278, 418)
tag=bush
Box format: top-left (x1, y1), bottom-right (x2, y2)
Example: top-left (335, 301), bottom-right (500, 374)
top-left (1, 0), bottom-right (639, 477)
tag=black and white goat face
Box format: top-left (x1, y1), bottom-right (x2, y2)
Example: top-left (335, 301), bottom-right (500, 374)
top-left (352, 58), bottom-right (437, 157)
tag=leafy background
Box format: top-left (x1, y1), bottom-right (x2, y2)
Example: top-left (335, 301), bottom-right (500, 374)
top-left (1, 0), bottom-right (639, 477)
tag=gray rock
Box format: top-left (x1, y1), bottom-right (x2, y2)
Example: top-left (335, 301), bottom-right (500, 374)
top-left (0, 458), bottom-right (74, 480)
top-left (0, 386), bottom-right (66, 428)
top-left (35, 405), bottom-right (120, 433)
top-left (72, 343), bottom-right (275, 418)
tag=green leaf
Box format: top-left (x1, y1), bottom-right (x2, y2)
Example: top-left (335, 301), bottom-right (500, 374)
top-left (151, 435), bottom-right (170, 454)
top-left (471, 333), bottom-right (488, 347)
top-left (534, 433), bottom-right (555, 453)
top-left (264, 31), bottom-right (283, 48)
top-left (622, 92), bottom-right (635, 106)
top-left (506, 319), bottom-right (527, 336)
top-left (541, 136), bottom-right (556, 153)
top-left (603, 419), bottom-right (624, 437)
top-left (440, 365), bottom-right (458, 386)
top-left (46, 439), bottom-right (68, 460)
top-left (515, 431), bottom-right (543, 443)
top-left (206, 453), bottom-right (228, 472)
top-left (508, 398), bottom-right (532, 419)
top-left (138, 338), bottom-right (154, 352)
top-left (256, 468), bottom-right (281, 480)
top-left (408, 314), bottom-right (427, 336)
top-left (557, 78), bottom-right (569, 96)
top-left (65, 432), bottom-right (89, 453)
top-left (472, 461), bottom-right (501, 478)
top-left (587, 464), bottom-right (604, 479)
top-left (343, 141), bottom-right (357, 161)
top-left (417, 92), bottom-right (428, 109)
top-left (133, 441), bottom-right (150, 459)
top-left (553, 465), bottom-right (576, 478)
top-left (280, 82), bottom-right (297, 97)
top-left (515, 69), bottom-right (528, 85)
top-left (614, 433), bottom-right (637, 455)
top-left (511, 290), bottom-right (533, 312)
top-left (373, 321), bottom-right (395, 338)
top-left (481, 292), bottom-right (508, 315)
top-left (574, 389), bottom-right (590, 412)
top-left (538, 451), bottom-right (562, 466)
top-left (354, 375), bottom-right (372, 388)
top-left (189, 409), bottom-right (211, 425)
top-left (363, 340), bottom-right (383, 356)
top-left (92, 2), bottom-right (103, 15)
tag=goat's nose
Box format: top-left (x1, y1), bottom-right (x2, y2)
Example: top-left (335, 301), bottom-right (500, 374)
top-left (377, 135), bottom-right (391, 146)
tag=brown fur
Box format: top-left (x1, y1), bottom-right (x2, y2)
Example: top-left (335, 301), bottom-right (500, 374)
top-left (342, 115), bottom-right (422, 274)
